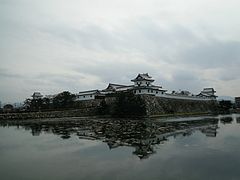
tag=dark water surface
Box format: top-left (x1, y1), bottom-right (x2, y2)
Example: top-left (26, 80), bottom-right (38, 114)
top-left (1, 114), bottom-right (240, 180)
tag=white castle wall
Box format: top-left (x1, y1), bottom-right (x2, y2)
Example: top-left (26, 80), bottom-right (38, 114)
top-left (134, 89), bottom-right (215, 101)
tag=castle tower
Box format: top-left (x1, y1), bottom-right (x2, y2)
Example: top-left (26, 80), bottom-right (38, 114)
top-left (131, 73), bottom-right (155, 87)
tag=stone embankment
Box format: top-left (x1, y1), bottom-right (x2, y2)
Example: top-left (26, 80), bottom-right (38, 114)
top-left (141, 95), bottom-right (218, 116)
top-left (0, 109), bottom-right (96, 120)
top-left (0, 95), bottom-right (218, 120)
top-left (0, 99), bottom-right (104, 120)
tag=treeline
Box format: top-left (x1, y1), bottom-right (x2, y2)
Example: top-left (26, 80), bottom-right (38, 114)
top-left (98, 91), bottom-right (147, 117)
top-left (24, 91), bottom-right (76, 111)
top-left (23, 91), bottom-right (146, 117)
top-left (114, 91), bottom-right (146, 116)
top-left (218, 100), bottom-right (235, 114)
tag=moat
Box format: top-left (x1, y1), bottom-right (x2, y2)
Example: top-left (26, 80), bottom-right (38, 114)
top-left (1, 114), bottom-right (240, 180)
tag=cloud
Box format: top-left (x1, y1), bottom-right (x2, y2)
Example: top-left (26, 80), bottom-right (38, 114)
top-left (41, 24), bottom-right (121, 52)
top-left (0, 68), bottom-right (24, 79)
top-left (179, 40), bottom-right (240, 69)
top-left (1, 0), bottom-right (240, 102)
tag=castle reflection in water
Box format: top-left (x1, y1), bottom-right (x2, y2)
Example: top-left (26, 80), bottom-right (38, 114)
top-left (1, 116), bottom-right (239, 159)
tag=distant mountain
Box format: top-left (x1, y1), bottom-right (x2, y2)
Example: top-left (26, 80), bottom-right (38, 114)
top-left (217, 96), bottom-right (235, 102)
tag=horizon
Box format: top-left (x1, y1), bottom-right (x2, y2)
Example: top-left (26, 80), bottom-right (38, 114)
top-left (1, 0), bottom-right (240, 103)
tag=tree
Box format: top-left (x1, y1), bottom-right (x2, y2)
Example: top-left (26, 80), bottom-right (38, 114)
top-left (30, 98), bottom-right (43, 111)
top-left (42, 97), bottom-right (51, 110)
top-left (218, 100), bottom-right (233, 114)
top-left (52, 91), bottom-right (76, 109)
top-left (23, 98), bottom-right (43, 111)
top-left (98, 100), bottom-right (109, 115)
top-left (114, 91), bottom-right (146, 117)
top-left (3, 104), bottom-right (14, 113)
top-left (23, 98), bottom-right (32, 111)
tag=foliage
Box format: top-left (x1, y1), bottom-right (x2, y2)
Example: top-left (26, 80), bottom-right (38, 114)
top-left (22, 90), bottom-right (146, 116)
top-left (24, 98), bottom-right (43, 111)
top-left (42, 97), bottom-right (51, 110)
top-left (23, 91), bottom-right (76, 111)
top-left (98, 100), bottom-right (110, 115)
top-left (52, 91), bottom-right (76, 109)
top-left (218, 100), bottom-right (233, 114)
top-left (113, 91), bottom-right (146, 117)
top-left (23, 98), bottom-right (31, 111)
top-left (3, 104), bottom-right (14, 109)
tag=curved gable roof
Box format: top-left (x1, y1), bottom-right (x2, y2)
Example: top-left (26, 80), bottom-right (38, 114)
top-left (131, 73), bottom-right (154, 82)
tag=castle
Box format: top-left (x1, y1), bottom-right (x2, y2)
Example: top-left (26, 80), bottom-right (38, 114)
top-left (75, 73), bottom-right (217, 101)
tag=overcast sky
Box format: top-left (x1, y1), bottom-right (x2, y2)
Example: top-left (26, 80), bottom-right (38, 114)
top-left (1, 0), bottom-right (240, 103)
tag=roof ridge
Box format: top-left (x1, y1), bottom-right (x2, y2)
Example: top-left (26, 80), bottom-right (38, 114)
top-left (78, 89), bottom-right (99, 93)
top-left (109, 83), bottom-right (128, 86)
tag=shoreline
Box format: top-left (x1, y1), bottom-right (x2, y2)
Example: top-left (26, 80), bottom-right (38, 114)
top-left (0, 109), bottom-right (226, 121)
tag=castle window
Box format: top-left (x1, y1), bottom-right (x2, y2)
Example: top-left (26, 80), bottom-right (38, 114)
top-left (139, 90), bottom-right (141, 93)
top-left (151, 90), bottom-right (153, 93)
top-left (83, 95), bottom-right (85, 98)
top-left (148, 90), bottom-right (150, 92)
top-left (156, 91), bottom-right (158, 94)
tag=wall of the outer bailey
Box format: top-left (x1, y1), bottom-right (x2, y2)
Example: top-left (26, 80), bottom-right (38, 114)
top-left (0, 95), bottom-right (219, 120)
top-left (140, 95), bottom-right (218, 116)
top-left (0, 99), bottom-right (104, 120)
top-left (74, 99), bottom-right (103, 109)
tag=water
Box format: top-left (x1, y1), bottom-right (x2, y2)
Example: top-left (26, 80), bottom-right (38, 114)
top-left (0, 114), bottom-right (240, 180)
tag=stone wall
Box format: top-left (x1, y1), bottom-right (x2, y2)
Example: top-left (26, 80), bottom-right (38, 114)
top-left (140, 95), bottom-right (218, 116)
top-left (0, 108), bottom-right (97, 120)
top-left (74, 99), bottom-right (103, 108)
top-left (0, 99), bottom-right (105, 120)
top-left (0, 95), bottom-right (218, 120)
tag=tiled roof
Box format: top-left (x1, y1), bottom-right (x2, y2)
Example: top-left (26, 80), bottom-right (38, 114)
top-left (77, 90), bottom-right (100, 96)
top-left (198, 93), bottom-right (217, 97)
top-left (103, 83), bottom-right (131, 91)
top-left (32, 92), bottom-right (43, 97)
top-left (131, 73), bottom-right (154, 82)
top-left (133, 86), bottom-right (167, 91)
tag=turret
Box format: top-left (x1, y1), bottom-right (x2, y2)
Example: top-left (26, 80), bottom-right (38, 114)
top-left (131, 73), bottom-right (154, 87)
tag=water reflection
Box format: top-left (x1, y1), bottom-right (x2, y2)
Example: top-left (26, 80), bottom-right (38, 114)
top-left (236, 117), bottom-right (240, 124)
top-left (220, 116), bottom-right (233, 124)
top-left (0, 117), bottom-right (221, 159)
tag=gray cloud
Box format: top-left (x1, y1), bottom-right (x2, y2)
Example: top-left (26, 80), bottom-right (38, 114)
top-left (0, 69), bottom-right (24, 79)
top-left (42, 25), bottom-right (122, 52)
top-left (1, 0), bottom-right (240, 102)
top-left (217, 67), bottom-right (240, 82)
top-left (180, 40), bottom-right (240, 69)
